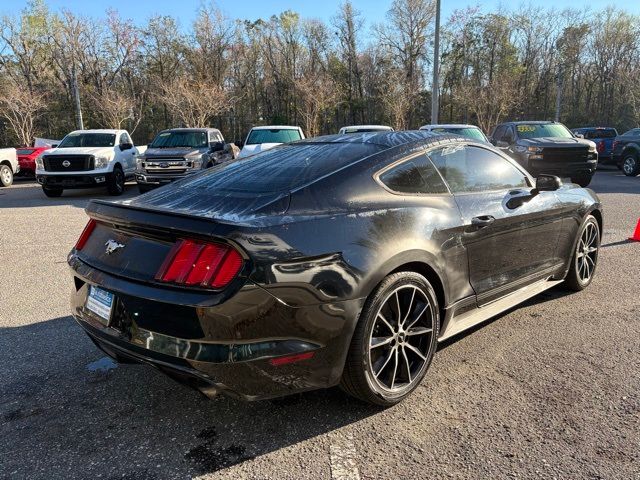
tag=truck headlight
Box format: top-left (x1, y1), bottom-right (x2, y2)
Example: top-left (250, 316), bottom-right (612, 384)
top-left (191, 158), bottom-right (203, 169)
top-left (136, 157), bottom-right (144, 171)
top-left (35, 157), bottom-right (44, 171)
top-left (94, 155), bottom-right (110, 169)
top-left (515, 146), bottom-right (542, 154)
top-left (588, 143), bottom-right (597, 153)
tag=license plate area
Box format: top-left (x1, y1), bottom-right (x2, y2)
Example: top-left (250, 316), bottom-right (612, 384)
top-left (86, 285), bottom-right (115, 326)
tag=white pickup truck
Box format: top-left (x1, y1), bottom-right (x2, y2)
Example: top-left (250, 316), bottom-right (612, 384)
top-left (0, 148), bottom-right (19, 187)
top-left (35, 129), bottom-right (143, 197)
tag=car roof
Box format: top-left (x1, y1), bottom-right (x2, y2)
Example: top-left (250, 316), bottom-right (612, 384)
top-left (68, 129), bottom-right (124, 134)
top-left (500, 121), bottom-right (557, 126)
top-left (420, 124), bottom-right (481, 130)
top-left (249, 125), bottom-right (301, 130)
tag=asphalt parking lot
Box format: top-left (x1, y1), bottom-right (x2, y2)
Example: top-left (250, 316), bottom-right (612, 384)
top-left (1, 169), bottom-right (639, 480)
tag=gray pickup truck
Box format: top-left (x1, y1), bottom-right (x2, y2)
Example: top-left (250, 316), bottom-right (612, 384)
top-left (135, 128), bottom-right (232, 193)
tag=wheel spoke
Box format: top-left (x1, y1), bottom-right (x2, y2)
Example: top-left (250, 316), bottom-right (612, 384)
top-left (402, 288), bottom-right (416, 326)
top-left (375, 348), bottom-right (395, 378)
top-left (401, 347), bottom-right (412, 384)
top-left (405, 343), bottom-right (427, 361)
top-left (377, 313), bottom-right (395, 334)
top-left (405, 302), bottom-right (430, 331)
top-left (370, 336), bottom-right (394, 349)
top-left (406, 327), bottom-right (432, 336)
top-left (390, 349), bottom-right (399, 389)
top-left (395, 291), bottom-right (402, 323)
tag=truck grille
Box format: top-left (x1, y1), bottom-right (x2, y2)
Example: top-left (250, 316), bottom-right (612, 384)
top-left (144, 159), bottom-right (188, 175)
top-left (540, 147), bottom-right (590, 163)
top-left (44, 155), bottom-right (94, 172)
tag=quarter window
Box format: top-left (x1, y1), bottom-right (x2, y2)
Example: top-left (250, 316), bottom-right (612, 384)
top-left (429, 145), bottom-right (528, 193)
top-left (379, 153), bottom-right (449, 194)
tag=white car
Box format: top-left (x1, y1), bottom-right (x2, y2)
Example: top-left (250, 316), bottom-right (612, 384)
top-left (237, 126), bottom-right (304, 158)
top-left (0, 148), bottom-right (19, 187)
top-left (419, 124), bottom-right (489, 143)
top-left (338, 125), bottom-right (394, 134)
top-left (36, 129), bottom-right (141, 197)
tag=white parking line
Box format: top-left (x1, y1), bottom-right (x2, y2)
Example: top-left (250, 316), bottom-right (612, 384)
top-left (329, 433), bottom-right (361, 480)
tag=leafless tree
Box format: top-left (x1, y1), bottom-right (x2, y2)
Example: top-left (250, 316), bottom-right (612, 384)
top-left (0, 79), bottom-right (47, 146)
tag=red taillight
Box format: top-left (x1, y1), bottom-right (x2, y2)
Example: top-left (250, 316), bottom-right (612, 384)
top-left (155, 239), bottom-right (244, 289)
top-left (75, 219), bottom-right (97, 250)
top-left (597, 140), bottom-right (605, 152)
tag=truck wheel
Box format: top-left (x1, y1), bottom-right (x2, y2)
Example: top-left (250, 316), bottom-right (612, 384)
top-left (0, 164), bottom-right (13, 187)
top-left (622, 153), bottom-right (640, 177)
top-left (571, 175), bottom-right (592, 187)
top-left (42, 186), bottom-right (63, 197)
top-left (107, 165), bottom-right (125, 195)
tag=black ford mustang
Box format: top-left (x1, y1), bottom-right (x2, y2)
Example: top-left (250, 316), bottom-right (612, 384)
top-left (69, 131), bottom-right (602, 406)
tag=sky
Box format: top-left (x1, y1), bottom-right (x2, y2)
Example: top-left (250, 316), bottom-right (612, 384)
top-left (2, 0), bottom-right (640, 31)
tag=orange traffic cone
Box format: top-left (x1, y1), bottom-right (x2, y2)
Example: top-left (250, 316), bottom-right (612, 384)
top-left (630, 219), bottom-right (640, 242)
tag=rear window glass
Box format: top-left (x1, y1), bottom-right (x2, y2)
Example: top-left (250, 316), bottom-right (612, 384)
top-left (17, 149), bottom-right (35, 155)
top-left (180, 142), bottom-right (384, 193)
top-left (246, 129), bottom-right (302, 145)
top-left (584, 129), bottom-right (617, 139)
top-left (379, 154), bottom-right (448, 194)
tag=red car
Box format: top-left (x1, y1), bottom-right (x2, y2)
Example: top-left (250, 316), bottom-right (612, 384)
top-left (16, 146), bottom-right (50, 175)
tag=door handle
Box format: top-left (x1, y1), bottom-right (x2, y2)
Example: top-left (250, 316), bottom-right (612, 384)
top-left (471, 215), bottom-right (495, 227)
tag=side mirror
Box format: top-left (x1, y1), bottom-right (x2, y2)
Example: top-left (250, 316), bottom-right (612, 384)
top-left (51, 144), bottom-right (58, 148)
top-left (535, 174), bottom-right (562, 192)
top-left (574, 133), bottom-right (584, 139)
top-left (120, 142), bottom-right (133, 151)
top-left (209, 141), bottom-right (224, 152)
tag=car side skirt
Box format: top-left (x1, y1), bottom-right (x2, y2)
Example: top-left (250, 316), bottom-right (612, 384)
top-left (440, 277), bottom-right (564, 342)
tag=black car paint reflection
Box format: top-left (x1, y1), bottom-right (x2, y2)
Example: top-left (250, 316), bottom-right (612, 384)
top-left (69, 131), bottom-right (602, 400)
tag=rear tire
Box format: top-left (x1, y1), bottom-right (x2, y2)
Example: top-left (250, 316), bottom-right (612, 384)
top-left (107, 165), bottom-right (125, 195)
top-left (42, 186), bottom-right (63, 197)
top-left (340, 272), bottom-right (439, 406)
top-left (0, 165), bottom-right (13, 187)
top-left (565, 215), bottom-right (600, 291)
top-left (571, 175), bottom-right (592, 187)
top-left (622, 153), bottom-right (640, 177)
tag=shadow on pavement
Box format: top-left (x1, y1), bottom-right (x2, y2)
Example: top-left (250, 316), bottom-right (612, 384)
top-left (0, 316), bottom-right (379, 479)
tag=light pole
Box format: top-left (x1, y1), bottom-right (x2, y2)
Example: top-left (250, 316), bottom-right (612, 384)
top-left (431, 0), bottom-right (441, 124)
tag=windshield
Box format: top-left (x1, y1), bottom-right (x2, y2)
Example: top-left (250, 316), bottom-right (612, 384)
top-left (431, 127), bottom-right (487, 142)
top-left (150, 131), bottom-right (208, 148)
top-left (16, 149), bottom-right (35, 155)
top-left (515, 124), bottom-right (573, 139)
top-left (58, 133), bottom-right (116, 148)
top-left (246, 129), bottom-right (302, 145)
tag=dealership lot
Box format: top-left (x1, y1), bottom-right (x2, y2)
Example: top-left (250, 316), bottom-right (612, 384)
top-left (1, 169), bottom-right (638, 479)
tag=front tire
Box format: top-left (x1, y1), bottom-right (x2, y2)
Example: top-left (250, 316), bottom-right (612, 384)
top-left (340, 272), bottom-right (439, 406)
top-left (622, 153), bottom-right (640, 177)
top-left (0, 165), bottom-right (13, 187)
top-left (571, 175), bottom-right (592, 187)
top-left (107, 165), bottom-right (125, 195)
top-left (42, 186), bottom-right (63, 197)
top-left (565, 215), bottom-right (600, 291)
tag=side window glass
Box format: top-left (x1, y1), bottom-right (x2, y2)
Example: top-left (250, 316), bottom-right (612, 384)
top-left (379, 153), bottom-right (448, 194)
top-left (503, 127), bottom-right (514, 143)
top-left (429, 145), bottom-right (528, 193)
top-left (493, 126), bottom-right (505, 142)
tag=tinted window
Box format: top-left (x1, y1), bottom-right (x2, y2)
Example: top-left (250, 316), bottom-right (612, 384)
top-left (246, 129), bottom-right (302, 145)
top-left (492, 125), bottom-right (506, 142)
top-left (379, 154), bottom-right (448, 194)
top-left (515, 123), bottom-right (573, 139)
top-left (584, 129), bottom-right (617, 139)
top-left (150, 131), bottom-right (208, 148)
top-left (429, 145), bottom-right (528, 193)
top-left (180, 142), bottom-right (383, 193)
top-left (58, 133), bottom-right (116, 148)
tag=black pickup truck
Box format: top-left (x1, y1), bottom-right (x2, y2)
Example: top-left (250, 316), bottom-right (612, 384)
top-left (612, 127), bottom-right (640, 177)
top-left (490, 121), bottom-right (598, 187)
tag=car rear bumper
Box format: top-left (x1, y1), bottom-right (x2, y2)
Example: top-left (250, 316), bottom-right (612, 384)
top-left (69, 255), bottom-right (362, 400)
top-left (37, 173), bottom-right (110, 189)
